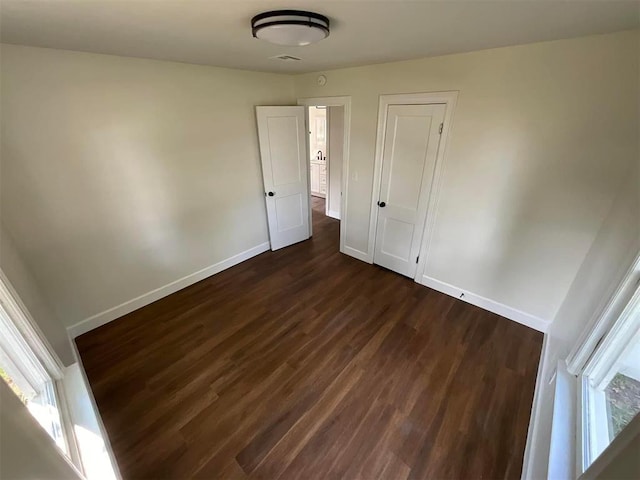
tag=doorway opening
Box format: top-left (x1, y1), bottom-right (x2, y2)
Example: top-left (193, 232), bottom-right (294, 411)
top-left (298, 96), bottom-right (350, 254)
top-left (308, 105), bottom-right (328, 209)
top-left (304, 103), bottom-right (345, 250)
top-left (306, 105), bottom-right (344, 222)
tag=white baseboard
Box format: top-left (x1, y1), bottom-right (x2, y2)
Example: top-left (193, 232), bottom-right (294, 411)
top-left (67, 242), bottom-right (270, 338)
top-left (327, 210), bottom-right (341, 220)
top-left (342, 245), bottom-right (372, 264)
top-left (419, 274), bottom-right (550, 333)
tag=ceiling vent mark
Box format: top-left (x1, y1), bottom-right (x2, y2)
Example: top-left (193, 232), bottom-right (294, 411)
top-left (269, 54), bottom-right (302, 61)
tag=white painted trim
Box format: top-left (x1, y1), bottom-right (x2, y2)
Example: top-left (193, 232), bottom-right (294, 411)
top-left (572, 280), bottom-right (640, 473)
top-left (547, 360), bottom-right (577, 480)
top-left (369, 91), bottom-right (459, 267)
top-left (566, 249), bottom-right (640, 375)
top-left (55, 378), bottom-right (84, 473)
top-left (576, 374), bottom-right (591, 476)
top-left (68, 343), bottom-right (123, 480)
top-left (302, 107), bottom-right (314, 238)
top-left (419, 274), bottom-right (550, 332)
top-left (0, 269), bottom-right (65, 378)
top-left (297, 96), bottom-right (351, 257)
top-left (67, 242), bottom-right (270, 337)
top-left (327, 210), bottom-right (340, 220)
top-left (414, 93), bottom-right (459, 282)
top-left (0, 309), bottom-right (51, 393)
top-left (324, 106), bottom-right (332, 218)
top-left (522, 333), bottom-right (551, 480)
top-left (0, 269), bottom-right (83, 473)
top-left (585, 284), bottom-right (640, 389)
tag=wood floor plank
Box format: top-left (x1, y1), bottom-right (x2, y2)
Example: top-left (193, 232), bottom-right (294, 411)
top-left (76, 197), bottom-right (543, 479)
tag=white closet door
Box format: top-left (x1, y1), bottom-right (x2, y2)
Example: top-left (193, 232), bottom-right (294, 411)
top-left (256, 106), bottom-right (310, 250)
top-left (373, 104), bottom-right (445, 277)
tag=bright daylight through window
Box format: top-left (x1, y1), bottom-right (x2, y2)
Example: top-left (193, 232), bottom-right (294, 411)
top-left (0, 279), bottom-right (68, 455)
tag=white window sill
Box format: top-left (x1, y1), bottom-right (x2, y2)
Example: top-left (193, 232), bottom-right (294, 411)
top-left (62, 363), bottom-right (119, 480)
top-left (547, 360), bottom-right (577, 480)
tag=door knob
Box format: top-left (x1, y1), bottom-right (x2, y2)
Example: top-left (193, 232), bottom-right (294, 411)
top-left (267, 191), bottom-right (275, 197)
top-left (377, 201), bottom-right (386, 207)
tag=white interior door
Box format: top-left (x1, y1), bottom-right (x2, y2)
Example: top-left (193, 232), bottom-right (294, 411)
top-left (256, 106), bottom-right (310, 250)
top-left (373, 103), bottom-right (445, 277)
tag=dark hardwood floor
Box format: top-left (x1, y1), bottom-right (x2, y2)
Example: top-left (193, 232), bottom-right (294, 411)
top-left (76, 196), bottom-right (543, 480)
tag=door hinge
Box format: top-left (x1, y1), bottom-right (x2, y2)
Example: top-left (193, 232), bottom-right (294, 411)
top-left (416, 255), bottom-right (419, 264)
top-left (439, 123), bottom-right (443, 135)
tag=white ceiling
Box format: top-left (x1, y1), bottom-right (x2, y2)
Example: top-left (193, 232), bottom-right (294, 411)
top-left (1, 1), bottom-right (638, 74)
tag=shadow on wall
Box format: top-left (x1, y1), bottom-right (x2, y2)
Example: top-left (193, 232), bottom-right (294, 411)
top-left (2, 103), bottom-right (269, 325)
top-left (1, 44), bottom-right (292, 328)
top-left (474, 67), bottom-right (635, 321)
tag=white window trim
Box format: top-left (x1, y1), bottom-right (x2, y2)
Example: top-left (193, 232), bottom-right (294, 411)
top-left (0, 307), bottom-right (51, 394)
top-left (567, 251), bottom-right (640, 476)
top-left (577, 288), bottom-right (640, 474)
top-left (583, 287), bottom-right (640, 389)
top-left (0, 268), bottom-right (84, 473)
top-left (0, 270), bottom-right (64, 379)
top-left (566, 252), bottom-right (640, 375)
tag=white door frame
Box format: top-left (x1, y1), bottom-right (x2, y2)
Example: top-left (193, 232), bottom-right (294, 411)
top-left (369, 91), bottom-right (458, 280)
top-left (297, 96), bottom-right (351, 255)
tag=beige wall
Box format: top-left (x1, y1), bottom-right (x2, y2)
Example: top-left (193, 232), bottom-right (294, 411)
top-left (583, 415), bottom-right (640, 479)
top-left (593, 434), bottom-right (640, 479)
top-left (1, 44), bottom-right (295, 326)
top-left (552, 163), bottom-right (640, 357)
top-left (1, 32), bottom-right (637, 334)
top-left (294, 30), bottom-right (639, 323)
top-left (0, 380), bottom-right (82, 480)
top-left (0, 222), bottom-right (74, 365)
top-left (525, 139), bottom-right (640, 479)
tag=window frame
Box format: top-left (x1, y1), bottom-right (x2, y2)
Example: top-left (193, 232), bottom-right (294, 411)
top-left (567, 252), bottom-right (640, 476)
top-left (0, 271), bottom-right (65, 378)
top-left (0, 269), bottom-right (83, 472)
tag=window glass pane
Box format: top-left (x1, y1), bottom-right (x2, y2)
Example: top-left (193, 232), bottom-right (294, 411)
top-left (0, 365), bottom-right (30, 403)
top-left (586, 312), bottom-right (640, 466)
top-left (28, 381), bottom-right (67, 453)
top-left (0, 349), bottom-right (36, 402)
top-left (1, 348), bottom-right (67, 454)
top-left (0, 279), bottom-right (70, 459)
top-left (603, 341), bottom-right (640, 438)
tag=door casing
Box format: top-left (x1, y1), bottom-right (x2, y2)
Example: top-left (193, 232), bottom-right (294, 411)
top-left (373, 103), bottom-right (446, 278)
top-left (297, 96), bottom-right (351, 252)
top-left (369, 91), bottom-right (459, 282)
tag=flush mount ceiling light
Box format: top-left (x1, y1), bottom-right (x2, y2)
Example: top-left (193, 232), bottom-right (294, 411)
top-left (251, 10), bottom-right (330, 46)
